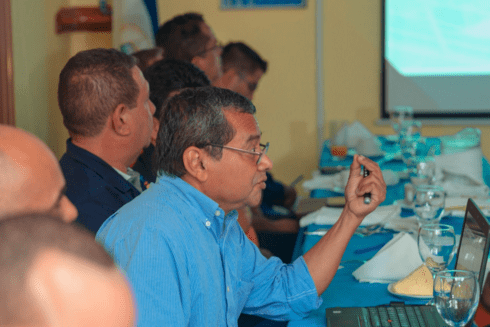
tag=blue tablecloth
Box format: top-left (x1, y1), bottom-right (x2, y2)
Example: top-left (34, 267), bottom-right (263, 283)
top-left (311, 137), bottom-right (490, 204)
top-left (288, 136), bottom-right (489, 326)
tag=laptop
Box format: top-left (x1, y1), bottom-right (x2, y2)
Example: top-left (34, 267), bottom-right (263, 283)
top-left (325, 198), bottom-right (490, 327)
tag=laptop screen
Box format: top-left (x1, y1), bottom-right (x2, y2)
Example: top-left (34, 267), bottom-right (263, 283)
top-left (454, 198), bottom-right (490, 290)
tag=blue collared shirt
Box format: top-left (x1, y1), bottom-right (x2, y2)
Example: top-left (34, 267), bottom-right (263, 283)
top-left (96, 175), bottom-right (321, 326)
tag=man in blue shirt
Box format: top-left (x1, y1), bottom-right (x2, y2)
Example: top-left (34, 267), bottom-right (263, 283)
top-left (97, 86), bottom-right (386, 326)
top-left (58, 49), bottom-right (156, 233)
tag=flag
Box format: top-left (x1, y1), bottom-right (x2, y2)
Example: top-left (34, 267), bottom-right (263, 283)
top-left (112, 0), bottom-right (158, 54)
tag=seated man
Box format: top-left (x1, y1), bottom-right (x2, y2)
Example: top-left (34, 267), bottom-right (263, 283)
top-left (58, 48), bottom-right (156, 234)
top-left (0, 214), bottom-right (135, 326)
top-left (97, 86), bottom-right (386, 326)
top-left (221, 41), bottom-right (297, 218)
top-left (155, 12), bottom-right (239, 89)
top-left (132, 59), bottom-right (210, 183)
top-left (0, 125), bottom-right (77, 222)
top-left (221, 41), bottom-right (300, 263)
top-left (221, 41), bottom-right (267, 100)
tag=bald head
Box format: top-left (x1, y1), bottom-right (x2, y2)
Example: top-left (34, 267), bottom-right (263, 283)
top-left (0, 215), bottom-right (135, 327)
top-left (0, 125), bottom-right (77, 222)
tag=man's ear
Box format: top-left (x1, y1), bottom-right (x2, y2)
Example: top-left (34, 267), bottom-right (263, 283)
top-left (182, 146), bottom-right (209, 182)
top-left (111, 103), bottom-right (132, 136)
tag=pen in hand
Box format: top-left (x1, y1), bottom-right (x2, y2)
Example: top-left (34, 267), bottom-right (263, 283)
top-left (363, 166), bottom-right (371, 204)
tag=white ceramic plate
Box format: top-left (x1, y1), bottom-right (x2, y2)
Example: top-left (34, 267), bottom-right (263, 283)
top-left (387, 283), bottom-right (432, 299)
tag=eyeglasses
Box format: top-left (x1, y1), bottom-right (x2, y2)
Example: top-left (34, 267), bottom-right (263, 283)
top-left (195, 42), bottom-right (223, 57)
top-left (209, 142), bottom-right (269, 164)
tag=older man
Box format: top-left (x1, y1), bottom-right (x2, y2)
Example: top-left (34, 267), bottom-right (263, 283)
top-left (97, 87), bottom-right (386, 326)
top-left (58, 48), bottom-right (156, 234)
top-left (0, 125), bottom-right (77, 222)
top-left (0, 214), bottom-right (135, 327)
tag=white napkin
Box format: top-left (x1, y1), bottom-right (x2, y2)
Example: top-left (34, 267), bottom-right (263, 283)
top-left (440, 179), bottom-right (489, 198)
top-left (435, 146), bottom-right (485, 186)
top-left (384, 216), bottom-right (419, 234)
top-left (302, 170), bottom-right (349, 192)
top-left (299, 204), bottom-right (400, 228)
top-left (445, 197), bottom-right (490, 217)
top-left (334, 121), bottom-right (379, 151)
top-left (302, 169), bottom-right (400, 192)
top-left (352, 232), bottom-right (424, 283)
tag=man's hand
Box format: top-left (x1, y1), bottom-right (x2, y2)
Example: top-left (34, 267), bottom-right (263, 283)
top-left (343, 154), bottom-right (386, 222)
top-left (303, 155), bottom-right (386, 295)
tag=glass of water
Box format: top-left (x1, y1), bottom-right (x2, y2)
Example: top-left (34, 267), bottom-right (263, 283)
top-left (418, 224), bottom-right (456, 277)
top-left (389, 106), bottom-right (413, 136)
top-left (414, 184), bottom-right (445, 225)
top-left (434, 270), bottom-right (480, 326)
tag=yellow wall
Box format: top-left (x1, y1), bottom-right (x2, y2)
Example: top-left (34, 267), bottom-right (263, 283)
top-left (12, 0), bottom-right (70, 156)
top-left (158, 1), bottom-right (319, 186)
top-left (11, 0), bottom-right (110, 158)
top-left (11, 0), bottom-right (489, 184)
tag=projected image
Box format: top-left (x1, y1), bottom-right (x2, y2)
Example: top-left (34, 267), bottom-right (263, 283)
top-left (384, 0), bottom-right (490, 116)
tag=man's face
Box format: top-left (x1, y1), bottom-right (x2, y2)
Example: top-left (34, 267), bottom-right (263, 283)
top-left (233, 68), bottom-right (264, 100)
top-left (204, 110), bottom-right (273, 213)
top-left (130, 66), bottom-right (156, 153)
top-left (193, 22), bottom-right (223, 84)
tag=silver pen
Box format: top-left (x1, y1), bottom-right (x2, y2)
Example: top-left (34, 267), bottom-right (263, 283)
top-left (363, 166), bottom-right (371, 204)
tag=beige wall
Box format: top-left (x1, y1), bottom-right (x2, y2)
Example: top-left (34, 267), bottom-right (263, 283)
top-left (158, 1), bottom-right (319, 186)
top-left (11, 0), bottom-right (110, 157)
top-left (11, 0), bottom-right (489, 184)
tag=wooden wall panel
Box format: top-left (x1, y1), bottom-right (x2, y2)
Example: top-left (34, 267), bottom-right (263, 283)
top-left (0, 0), bottom-right (15, 125)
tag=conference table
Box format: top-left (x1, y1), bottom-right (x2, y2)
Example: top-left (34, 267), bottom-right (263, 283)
top-left (287, 135), bottom-right (490, 327)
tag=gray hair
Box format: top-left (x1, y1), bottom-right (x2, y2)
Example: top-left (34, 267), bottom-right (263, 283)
top-left (153, 86), bottom-right (256, 177)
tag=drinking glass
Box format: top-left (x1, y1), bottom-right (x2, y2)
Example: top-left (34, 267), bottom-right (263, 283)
top-left (434, 270), bottom-right (480, 326)
top-left (400, 137), bottom-right (423, 175)
top-left (414, 185), bottom-right (445, 225)
top-left (389, 106), bottom-right (413, 136)
top-left (418, 224), bottom-right (456, 277)
top-left (399, 119), bottom-right (421, 142)
top-left (410, 157), bottom-right (436, 185)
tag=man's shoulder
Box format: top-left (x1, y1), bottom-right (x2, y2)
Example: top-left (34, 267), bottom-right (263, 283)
top-left (60, 147), bottom-right (108, 179)
top-left (97, 186), bottom-right (191, 245)
top-left (60, 146), bottom-right (134, 199)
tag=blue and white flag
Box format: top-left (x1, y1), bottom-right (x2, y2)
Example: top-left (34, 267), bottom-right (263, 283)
top-left (112, 0), bottom-right (158, 54)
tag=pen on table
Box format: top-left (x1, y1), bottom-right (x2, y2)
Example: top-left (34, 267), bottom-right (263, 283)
top-left (363, 166), bottom-right (371, 204)
top-left (290, 175), bottom-right (304, 188)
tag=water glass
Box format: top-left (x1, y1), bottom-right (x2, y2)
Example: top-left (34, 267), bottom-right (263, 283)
top-left (399, 119), bottom-right (421, 142)
top-left (400, 134), bottom-right (425, 174)
top-left (389, 106), bottom-right (413, 135)
top-left (434, 270), bottom-right (480, 326)
top-left (414, 185), bottom-right (445, 225)
top-left (418, 224), bottom-right (456, 277)
top-left (410, 157), bottom-right (436, 185)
